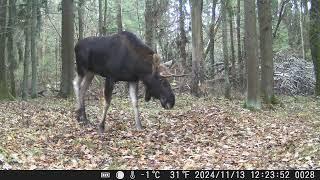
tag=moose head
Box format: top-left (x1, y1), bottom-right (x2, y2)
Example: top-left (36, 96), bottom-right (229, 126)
top-left (143, 54), bottom-right (176, 109)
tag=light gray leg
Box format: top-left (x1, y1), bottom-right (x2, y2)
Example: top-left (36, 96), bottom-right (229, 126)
top-left (77, 72), bottom-right (94, 123)
top-left (73, 74), bottom-right (83, 110)
top-left (129, 82), bottom-right (142, 130)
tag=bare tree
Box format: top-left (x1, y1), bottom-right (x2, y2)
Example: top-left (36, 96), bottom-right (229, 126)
top-left (228, 3), bottom-right (235, 82)
top-left (190, 0), bottom-right (203, 97)
top-left (258, 0), bottom-right (274, 104)
top-left (78, 0), bottom-right (85, 40)
top-left (209, 0), bottom-right (218, 78)
top-left (103, 0), bottom-right (108, 35)
top-left (22, 1), bottom-right (32, 99)
top-left (98, 0), bottom-right (103, 36)
top-left (244, 0), bottom-right (260, 109)
top-left (60, 0), bottom-right (75, 98)
top-left (31, 0), bottom-right (38, 98)
top-left (145, 0), bottom-right (157, 50)
top-left (8, 0), bottom-right (17, 97)
top-left (299, 0), bottom-right (305, 60)
top-left (116, 0), bottom-right (123, 32)
top-left (310, 0), bottom-right (320, 96)
top-left (237, 0), bottom-right (244, 90)
top-left (222, 1), bottom-right (231, 99)
top-left (0, 0), bottom-right (12, 100)
top-left (178, 0), bottom-right (187, 70)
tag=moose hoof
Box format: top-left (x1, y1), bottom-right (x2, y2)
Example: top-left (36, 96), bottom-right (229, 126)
top-left (136, 125), bottom-right (143, 131)
top-left (98, 124), bottom-right (105, 134)
top-left (79, 116), bottom-right (88, 123)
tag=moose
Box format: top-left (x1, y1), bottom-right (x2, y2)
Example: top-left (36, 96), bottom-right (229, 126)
top-left (73, 31), bottom-right (177, 132)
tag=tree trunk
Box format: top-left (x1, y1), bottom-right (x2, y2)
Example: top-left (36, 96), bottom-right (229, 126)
top-left (283, 1), bottom-right (301, 48)
top-left (237, 0), bottom-right (244, 91)
top-left (244, 0), bottom-right (260, 109)
top-left (283, 1), bottom-right (295, 47)
top-left (190, 0), bottom-right (203, 97)
top-left (135, 0), bottom-right (142, 36)
top-left (302, 0), bottom-right (310, 56)
top-left (228, 4), bottom-right (236, 84)
top-left (209, 0), bottom-right (217, 78)
top-left (273, 0), bottom-right (289, 38)
top-left (22, 29), bottom-right (30, 99)
top-left (31, 0), bottom-right (38, 98)
top-left (258, 0), bottom-right (274, 104)
top-left (22, 1), bottom-right (32, 99)
top-left (292, 0), bottom-right (301, 46)
top-left (299, 1), bottom-right (305, 60)
top-left (8, 0), bottom-right (17, 98)
top-left (17, 42), bottom-right (23, 64)
top-left (116, 0), bottom-right (123, 32)
top-left (310, 0), bottom-right (320, 96)
top-left (222, 1), bottom-right (231, 99)
top-left (145, 0), bottom-right (157, 50)
top-left (16, 42), bottom-right (23, 96)
top-left (78, 0), bottom-right (85, 40)
top-left (103, 0), bottom-right (108, 35)
top-left (0, 0), bottom-right (12, 100)
top-left (178, 0), bottom-right (187, 70)
top-left (60, 0), bottom-right (75, 98)
top-left (98, 0), bottom-right (103, 36)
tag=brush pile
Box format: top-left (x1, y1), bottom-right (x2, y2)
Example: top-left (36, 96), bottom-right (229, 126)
top-left (274, 51), bottom-right (315, 95)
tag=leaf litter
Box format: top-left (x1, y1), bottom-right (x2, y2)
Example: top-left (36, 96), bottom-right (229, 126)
top-left (0, 95), bottom-right (319, 169)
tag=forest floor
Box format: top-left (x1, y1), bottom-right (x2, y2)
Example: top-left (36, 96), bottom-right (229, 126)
top-left (0, 94), bottom-right (319, 170)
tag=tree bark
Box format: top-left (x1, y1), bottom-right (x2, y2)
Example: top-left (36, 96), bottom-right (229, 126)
top-left (145, 0), bottom-right (157, 50)
top-left (0, 0), bottom-right (12, 100)
top-left (78, 0), bottom-right (85, 40)
top-left (209, 0), bottom-right (218, 78)
top-left (22, 1), bottom-right (32, 99)
top-left (222, 1), bottom-right (231, 99)
top-left (228, 3), bottom-right (236, 84)
top-left (283, 0), bottom-right (301, 48)
top-left (292, 0), bottom-right (301, 46)
top-left (8, 0), bottom-right (17, 98)
top-left (299, 1), bottom-right (305, 60)
top-left (116, 0), bottom-right (123, 32)
top-left (190, 0), bottom-right (203, 97)
top-left (244, 0), bottom-right (260, 109)
top-left (237, 0), bottom-right (244, 91)
top-left (60, 0), bottom-right (75, 98)
top-left (310, 0), bottom-right (320, 96)
top-left (258, 0), bottom-right (274, 104)
top-left (98, 0), bottom-right (103, 36)
top-left (103, 0), bottom-right (108, 35)
top-left (178, 0), bottom-right (187, 70)
top-left (273, 0), bottom-right (289, 38)
top-left (302, 0), bottom-right (310, 55)
top-left (31, 0), bottom-right (38, 98)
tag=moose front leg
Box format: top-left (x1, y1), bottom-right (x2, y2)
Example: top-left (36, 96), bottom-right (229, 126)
top-left (129, 82), bottom-right (143, 130)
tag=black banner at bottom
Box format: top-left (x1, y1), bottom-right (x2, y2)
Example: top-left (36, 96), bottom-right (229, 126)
top-left (0, 170), bottom-right (319, 180)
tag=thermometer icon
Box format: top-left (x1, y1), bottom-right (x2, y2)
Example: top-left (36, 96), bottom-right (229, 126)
top-left (130, 171), bottom-right (135, 179)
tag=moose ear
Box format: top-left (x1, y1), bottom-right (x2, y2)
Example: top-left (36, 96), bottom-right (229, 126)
top-left (152, 54), bottom-right (161, 75)
top-left (145, 87), bottom-right (151, 102)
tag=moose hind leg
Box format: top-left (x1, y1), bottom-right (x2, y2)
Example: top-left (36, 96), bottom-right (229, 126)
top-left (73, 74), bottom-right (83, 111)
top-left (129, 82), bottom-right (143, 130)
top-left (99, 77), bottom-right (114, 133)
top-left (78, 72), bottom-right (94, 123)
